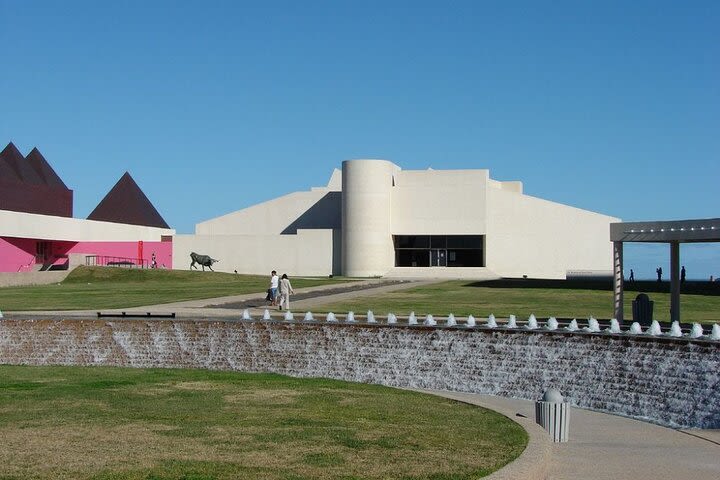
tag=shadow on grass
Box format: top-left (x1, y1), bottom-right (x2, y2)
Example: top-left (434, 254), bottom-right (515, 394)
top-left (462, 278), bottom-right (720, 296)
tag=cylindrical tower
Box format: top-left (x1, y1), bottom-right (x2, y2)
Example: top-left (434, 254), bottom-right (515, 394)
top-left (341, 159), bottom-right (397, 277)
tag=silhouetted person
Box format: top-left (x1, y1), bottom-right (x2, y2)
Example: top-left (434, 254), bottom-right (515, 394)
top-left (656, 267), bottom-right (662, 282)
top-left (629, 269), bottom-right (635, 283)
top-left (681, 266), bottom-right (686, 283)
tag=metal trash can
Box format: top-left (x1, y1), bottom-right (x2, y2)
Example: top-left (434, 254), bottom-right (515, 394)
top-left (535, 388), bottom-right (569, 442)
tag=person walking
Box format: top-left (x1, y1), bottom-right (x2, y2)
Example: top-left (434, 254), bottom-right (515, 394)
top-left (681, 266), bottom-right (686, 283)
top-left (269, 270), bottom-right (279, 306)
top-left (278, 273), bottom-right (294, 311)
top-left (629, 269), bottom-right (635, 283)
top-left (656, 267), bottom-right (663, 282)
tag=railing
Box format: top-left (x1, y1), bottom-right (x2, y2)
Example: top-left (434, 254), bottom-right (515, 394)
top-left (85, 255), bottom-right (149, 269)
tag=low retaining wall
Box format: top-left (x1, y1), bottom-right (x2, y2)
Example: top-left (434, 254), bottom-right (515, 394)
top-left (0, 318), bottom-right (718, 428)
top-left (0, 271), bottom-right (71, 287)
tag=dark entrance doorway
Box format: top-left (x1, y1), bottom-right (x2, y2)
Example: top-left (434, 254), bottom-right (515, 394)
top-left (431, 249), bottom-right (447, 267)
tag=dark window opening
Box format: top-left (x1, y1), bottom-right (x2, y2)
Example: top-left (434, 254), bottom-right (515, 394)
top-left (394, 235), bottom-right (484, 267)
top-left (395, 249), bottom-right (431, 267)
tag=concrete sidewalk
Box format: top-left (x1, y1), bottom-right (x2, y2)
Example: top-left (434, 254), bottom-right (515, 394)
top-left (426, 390), bottom-right (720, 480)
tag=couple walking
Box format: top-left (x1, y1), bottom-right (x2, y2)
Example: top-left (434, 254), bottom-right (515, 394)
top-left (269, 270), bottom-right (294, 310)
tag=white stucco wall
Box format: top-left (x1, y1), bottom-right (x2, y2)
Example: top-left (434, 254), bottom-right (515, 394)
top-left (173, 229), bottom-right (338, 276)
top-left (184, 159), bottom-right (619, 279)
top-left (391, 169), bottom-right (489, 235)
top-left (195, 190), bottom-right (332, 235)
top-left (485, 187), bottom-right (619, 279)
top-left (196, 170), bottom-right (341, 235)
top-left (0, 209), bottom-right (174, 242)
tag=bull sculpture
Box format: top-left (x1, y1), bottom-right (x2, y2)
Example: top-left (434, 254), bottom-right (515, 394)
top-left (190, 252), bottom-right (219, 271)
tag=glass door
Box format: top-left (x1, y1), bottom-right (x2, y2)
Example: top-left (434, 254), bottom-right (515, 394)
top-left (431, 249), bottom-right (447, 267)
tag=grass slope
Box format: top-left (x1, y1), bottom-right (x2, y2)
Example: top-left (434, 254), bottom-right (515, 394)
top-left (0, 365), bottom-right (527, 480)
top-left (0, 267), bottom-right (348, 311)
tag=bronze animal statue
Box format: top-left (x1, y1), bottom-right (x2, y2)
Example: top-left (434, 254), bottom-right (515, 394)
top-left (190, 252), bottom-right (218, 271)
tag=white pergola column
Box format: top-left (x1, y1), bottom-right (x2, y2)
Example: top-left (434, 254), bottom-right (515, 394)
top-left (613, 241), bottom-right (624, 322)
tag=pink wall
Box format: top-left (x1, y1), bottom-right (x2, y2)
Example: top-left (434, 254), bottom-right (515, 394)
top-left (62, 241), bottom-right (173, 269)
top-left (0, 237), bottom-right (173, 272)
top-left (0, 237), bottom-right (36, 272)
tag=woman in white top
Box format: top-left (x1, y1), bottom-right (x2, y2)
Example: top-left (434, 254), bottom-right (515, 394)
top-left (278, 274), bottom-right (295, 311)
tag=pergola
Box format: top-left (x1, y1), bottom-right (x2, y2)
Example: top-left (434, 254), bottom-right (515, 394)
top-left (610, 218), bottom-right (720, 322)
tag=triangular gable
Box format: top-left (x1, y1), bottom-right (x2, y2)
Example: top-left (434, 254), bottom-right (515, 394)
top-left (87, 172), bottom-right (170, 228)
top-left (0, 143), bottom-right (24, 183)
top-left (25, 147), bottom-right (69, 189)
top-left (0, 142), bottom-right (43, 184)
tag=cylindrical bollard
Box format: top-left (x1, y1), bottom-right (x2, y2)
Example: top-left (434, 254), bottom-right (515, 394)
top-left (535, 388), bottom-right (569, 442)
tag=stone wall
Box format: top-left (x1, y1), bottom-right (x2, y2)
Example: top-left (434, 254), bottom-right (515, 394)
top-left (1, 319), bottom-right (718, 428)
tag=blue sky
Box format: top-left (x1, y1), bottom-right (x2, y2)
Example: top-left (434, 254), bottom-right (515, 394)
top-left (2, 1), bottom-right (718, 279)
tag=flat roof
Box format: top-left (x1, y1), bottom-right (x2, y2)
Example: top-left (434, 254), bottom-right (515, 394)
top-left (610, 218), bottom-right (720, 243)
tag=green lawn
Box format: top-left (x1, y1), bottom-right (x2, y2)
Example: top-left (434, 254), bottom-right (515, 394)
top-left (3, 269), bottom-right (717, 323)
top-left (0, 365), bottom-right (527, 480)
top-left (309, 280), bottom-right (720, 324)
top-left (0, 267), bottom-right (349, 311)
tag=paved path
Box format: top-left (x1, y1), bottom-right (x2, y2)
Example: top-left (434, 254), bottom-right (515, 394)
top-left (7, 279), bottom-right (437, 319)
top-left (424, 390), bottom-right (720, 480)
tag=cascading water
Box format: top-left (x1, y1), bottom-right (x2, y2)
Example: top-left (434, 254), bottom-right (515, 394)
top-left (367, 311), bottom-right (376, 323)
top-left (262, 309), bottom-right (271, 320)
top-left (526, 314), bottom-right (538, 330)
top-left (346, 311), bottom-right (356, 323)
top-left (408, 312), bottom-right (418, 325)
top-left (629, 322), bottom-right (642, 334)
top-left (446, 314), bottom-right (457, 327)
top-left (326, 312), bottom-right (337, 322)
top-left (242, 309), bottom-right (252, 320)
top-left (607, 318), bottom-right (621, 334)
top-left (646, 320), bottom-right (662, 336)
top-left (584, 317), bottom-right (600, 332)
top-left (304, 312), bottom-right (314, 322)
top-left (387, 313), bottom-right (397, 324)
top-left (486, 314), bottom-right (497, 328)
top-left (466, 315), bottom-right (476, 327)
top-left (423, 314), bottom-right (436, 326)
top-left (284, 310), bottom-right (294, 321)
top-left (690, 323), bottom-right (704, 338)
top-left (711, 324), bottom-right (720, 340)
top-left (668, 321), bottom-right (682, 337)
top-left (507, 315), bottom-right (517, 329)
top-left (546, 317), bottom-right (558, 330)
top-left (2, 314), bottom-right (718, 429)
top-left (566, 319), bottom-right (578, 331)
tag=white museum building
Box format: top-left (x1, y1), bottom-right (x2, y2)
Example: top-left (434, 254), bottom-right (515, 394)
top-left (174, 159), bottom-right (619, 279)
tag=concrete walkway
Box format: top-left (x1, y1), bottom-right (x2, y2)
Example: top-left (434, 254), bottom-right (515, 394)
top-left (425, 390), bottom-right (720, 480)
top-left (7, 279), bottom-right (436, 319)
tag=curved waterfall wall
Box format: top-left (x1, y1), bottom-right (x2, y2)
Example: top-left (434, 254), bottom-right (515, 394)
top-left (0, 319), bottom-right (718, 429)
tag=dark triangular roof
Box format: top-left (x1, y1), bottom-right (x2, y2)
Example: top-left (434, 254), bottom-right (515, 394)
top-left (87, 172), bottom-right (170, 228)
top-left (25, 147), bottom-right (69, 189)
top-left (0, 143), bottom-right (24, 183)
top-left (0, 142), bottom-right (43, 184)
